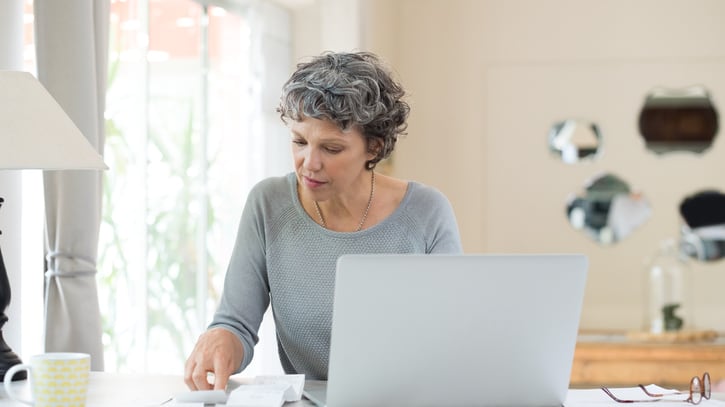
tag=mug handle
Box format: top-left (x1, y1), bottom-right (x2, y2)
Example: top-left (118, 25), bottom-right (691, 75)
top-left (3, 364), bottom-right (34, 405)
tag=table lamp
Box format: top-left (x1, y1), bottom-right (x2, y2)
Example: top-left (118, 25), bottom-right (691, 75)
top-left (0, 70), bottom-right (107, 381)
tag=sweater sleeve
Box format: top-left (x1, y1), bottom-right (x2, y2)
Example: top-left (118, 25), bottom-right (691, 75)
top-left (208, 180), bottom-right (272, 372)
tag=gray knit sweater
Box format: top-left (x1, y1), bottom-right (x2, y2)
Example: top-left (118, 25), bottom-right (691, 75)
top-left (209, 172), bottom-right (462, 379)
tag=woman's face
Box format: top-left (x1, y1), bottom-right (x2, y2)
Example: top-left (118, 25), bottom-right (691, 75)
top-left (290, 117), bottom-right (373, 201)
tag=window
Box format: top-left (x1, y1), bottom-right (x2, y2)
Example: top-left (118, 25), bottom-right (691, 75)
top-left (100, 0), bottom-right (290, 374)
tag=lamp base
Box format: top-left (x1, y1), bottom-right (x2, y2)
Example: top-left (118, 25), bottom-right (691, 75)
top-left (0, 325), bottom-right (26, 381)
top-left (0, 209), bottom-right (26, 381)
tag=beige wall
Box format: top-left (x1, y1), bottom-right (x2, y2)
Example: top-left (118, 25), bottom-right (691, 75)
top-left (289, 0), bottom-right (725, 332)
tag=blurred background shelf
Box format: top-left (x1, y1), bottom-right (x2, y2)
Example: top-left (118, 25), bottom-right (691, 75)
top-left (571, 330), bottom-right (725, 388)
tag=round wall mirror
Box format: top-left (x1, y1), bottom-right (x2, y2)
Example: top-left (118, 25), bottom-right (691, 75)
top-left (566, 173), bottom-right (652, 245)
top-left (548, 119), bottom-right (602, 164)
top-left (639, 85), bottom-right (719, 154)
top-left (679, 189), bottom-right (725, 262)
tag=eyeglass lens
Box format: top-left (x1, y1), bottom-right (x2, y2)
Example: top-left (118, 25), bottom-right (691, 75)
top-left (703, 372), bottom-right (711, 400)
top-left (690, 376), bottom-right (702, 404)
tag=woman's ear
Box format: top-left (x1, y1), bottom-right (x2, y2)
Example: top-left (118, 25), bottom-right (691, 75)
top-left (367, 138), bottom-right (383, 160)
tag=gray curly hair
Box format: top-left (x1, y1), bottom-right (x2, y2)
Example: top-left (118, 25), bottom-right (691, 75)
top-left (277, 51), bottom-right (410, 170)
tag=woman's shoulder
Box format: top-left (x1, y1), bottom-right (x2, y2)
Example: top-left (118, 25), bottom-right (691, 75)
top-left (405, 180), bottom-right (452, 205)
top-left (245, 173), bottom-right (296, 209)
top-left (377, 174), bottom-right (453, 217)
top-left (249, 173), bottom-right (295, 196)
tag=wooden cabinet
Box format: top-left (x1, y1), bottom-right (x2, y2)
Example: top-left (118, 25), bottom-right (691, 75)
top-left (571, 331), bottom-right (725, 388)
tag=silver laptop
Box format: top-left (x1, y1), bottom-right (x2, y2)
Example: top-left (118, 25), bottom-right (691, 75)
top-left (303, 254), bottom-right (588, 407)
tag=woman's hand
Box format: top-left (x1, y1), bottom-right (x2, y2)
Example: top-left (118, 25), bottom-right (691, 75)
top-left (184, 327), bottom-right (244, 391)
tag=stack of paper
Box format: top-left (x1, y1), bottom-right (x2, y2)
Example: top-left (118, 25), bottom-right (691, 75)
top-left (171, 374), bottom-right (305, 407)
top-left (226, 374), bottom-right (305, 407)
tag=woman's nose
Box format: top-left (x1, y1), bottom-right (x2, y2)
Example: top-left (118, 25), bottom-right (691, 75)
top-left (303, 148), bottom-right (322, 171)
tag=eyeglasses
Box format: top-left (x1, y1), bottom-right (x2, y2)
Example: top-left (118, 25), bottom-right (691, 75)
top-left (601, 372), bottom-right (711, 405)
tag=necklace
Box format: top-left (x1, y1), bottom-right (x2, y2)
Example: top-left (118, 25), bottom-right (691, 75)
top-left (314, 171), bottom-right (375, 232)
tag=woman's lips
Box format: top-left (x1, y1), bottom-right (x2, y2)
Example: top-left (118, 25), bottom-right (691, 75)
top-left (303, 175), bottom-right (326, 189)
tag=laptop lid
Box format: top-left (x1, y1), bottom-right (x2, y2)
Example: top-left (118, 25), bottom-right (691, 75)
top-left (320, 254), bottom-right (588, 407)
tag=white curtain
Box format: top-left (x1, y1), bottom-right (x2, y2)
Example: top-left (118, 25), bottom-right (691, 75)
top-left (34, 0), bottom-right (109, 371)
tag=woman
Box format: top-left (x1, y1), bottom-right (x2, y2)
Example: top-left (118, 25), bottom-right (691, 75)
top-left (184, 51), bottom-right (462, 390)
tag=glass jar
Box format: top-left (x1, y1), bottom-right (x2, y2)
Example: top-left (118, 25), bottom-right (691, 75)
top-left (644, 239), bottom-right (692, 334)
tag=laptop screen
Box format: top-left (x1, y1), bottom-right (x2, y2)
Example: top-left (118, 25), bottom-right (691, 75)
top-left (322, 254), bottom-right (588, 407)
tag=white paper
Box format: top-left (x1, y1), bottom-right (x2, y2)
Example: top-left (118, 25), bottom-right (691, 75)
top-left (173, 389), bottom-right (228, 404)
top-left (226, 383), bottom-right (287, 407)
top-left (253, 374), bottom-right (305, 401)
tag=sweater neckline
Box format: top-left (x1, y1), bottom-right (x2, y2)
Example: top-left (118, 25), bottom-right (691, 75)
top-left (288, 172), bottom-right (413, 234)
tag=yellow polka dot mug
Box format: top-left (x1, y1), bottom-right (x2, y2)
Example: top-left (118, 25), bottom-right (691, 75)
top-left (3, 352), bottom-right (90, 407)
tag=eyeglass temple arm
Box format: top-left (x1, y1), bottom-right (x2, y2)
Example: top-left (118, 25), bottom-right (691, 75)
top-left (639, 384), bottom-right (666, 398)
top-left (601, 387), bottom-right (661, 403)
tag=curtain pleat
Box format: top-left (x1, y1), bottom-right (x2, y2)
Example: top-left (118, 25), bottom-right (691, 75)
top-left (34, 0), bottom-right (109, 371)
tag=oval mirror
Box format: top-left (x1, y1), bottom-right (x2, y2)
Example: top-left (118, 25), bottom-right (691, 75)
top-left (638, 85), bottom-right (719, 154)
top-left (549, 119), bottom-right (602, 163)
top-left (566, 173), bottom-right (652, 244)
top-left (678, 190), bottom-right (725, 262)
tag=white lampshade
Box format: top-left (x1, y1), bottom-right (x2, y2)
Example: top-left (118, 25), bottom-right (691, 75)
top-left (0, 70), bottom-right (107, 170)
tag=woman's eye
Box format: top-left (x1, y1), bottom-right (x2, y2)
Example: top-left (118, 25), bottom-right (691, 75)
top-left (325, 147), bottom-right (342, 154)
top-left (292, 139), bottom-right (306, 146)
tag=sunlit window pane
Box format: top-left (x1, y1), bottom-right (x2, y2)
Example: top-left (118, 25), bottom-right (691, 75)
top-left (100, 0), bottom-right (270, 374)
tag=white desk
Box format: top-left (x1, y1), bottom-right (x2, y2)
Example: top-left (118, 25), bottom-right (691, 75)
top-left (1, 372), bottom-right (723, 406)
top-left (0, 372), bottom-right (315, 406)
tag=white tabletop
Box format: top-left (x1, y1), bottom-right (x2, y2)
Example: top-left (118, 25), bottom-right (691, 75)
top-left (2, 372), bottom-right (723, 406)
top-left (1, 372), bottom-right (315, 406)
